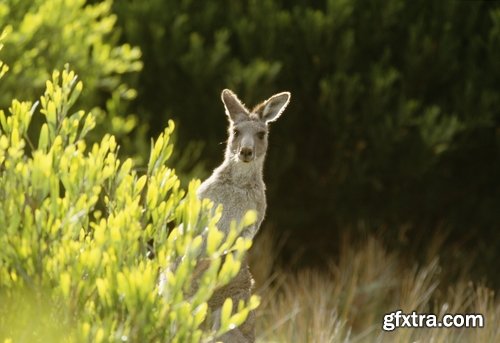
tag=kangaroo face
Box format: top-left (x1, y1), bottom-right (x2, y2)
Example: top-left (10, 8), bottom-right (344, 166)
top-left (229, 120), bottom-right (268, 163)
top-left (221, 89), bottom-right (290, 164)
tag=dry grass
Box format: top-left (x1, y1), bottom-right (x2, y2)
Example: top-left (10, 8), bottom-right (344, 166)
top-left (249, 230), bottom-right (500, 343)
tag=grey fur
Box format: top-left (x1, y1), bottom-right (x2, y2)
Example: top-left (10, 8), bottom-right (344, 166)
top-left (198, 89), bottom-right (290, 342)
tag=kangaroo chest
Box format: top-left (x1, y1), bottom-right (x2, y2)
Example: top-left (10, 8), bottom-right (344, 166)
top-left (223, 185), bottom-right (265, 217)
top-left (199, 182), bottom-right (266, 238)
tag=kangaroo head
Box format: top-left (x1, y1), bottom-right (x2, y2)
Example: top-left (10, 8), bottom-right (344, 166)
top-left (221, 89), bottom-right (290, 163)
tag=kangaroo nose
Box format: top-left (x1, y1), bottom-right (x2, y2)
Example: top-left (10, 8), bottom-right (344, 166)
top-left (239, 147), bottom-right (254, 161)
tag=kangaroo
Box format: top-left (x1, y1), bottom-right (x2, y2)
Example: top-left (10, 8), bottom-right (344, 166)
top-left (198, 89), bottom-right (290, 342)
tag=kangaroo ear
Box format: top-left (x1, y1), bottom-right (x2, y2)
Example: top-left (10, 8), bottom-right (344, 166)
top-left (261, 92), bottom-right (291, 123)
top-left (221, 89), bottom-right (249, 122)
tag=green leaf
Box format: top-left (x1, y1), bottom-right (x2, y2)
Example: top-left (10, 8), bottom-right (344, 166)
top-left (206, 227), bottom-right (224, 255)
top-left (241, 210), bottom-right (257, 227)
top-left (193, 303), bottom-right (207, 327)
top-left (220, 298), bottom-right (233, 331)
top-left (38, 123), bottom-right (49, 150)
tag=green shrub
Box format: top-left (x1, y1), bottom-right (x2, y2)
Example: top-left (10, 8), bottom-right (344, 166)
top-left (0, 63), bottom-right (259, 342)
top-left (0, 0), bottom-right (145, 162)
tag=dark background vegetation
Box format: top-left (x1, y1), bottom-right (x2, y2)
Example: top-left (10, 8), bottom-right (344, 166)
top-left (111, 0), bottom-right (500, 285)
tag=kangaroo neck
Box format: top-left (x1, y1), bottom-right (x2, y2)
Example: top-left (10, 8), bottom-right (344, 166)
top-left (219, 155), bottom-right (265, 187)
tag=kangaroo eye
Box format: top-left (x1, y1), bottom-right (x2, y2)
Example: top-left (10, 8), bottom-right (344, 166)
top-left (257, 131), bottom-right (266, 140)
top-left (233, 129), bottom-right (240, 137)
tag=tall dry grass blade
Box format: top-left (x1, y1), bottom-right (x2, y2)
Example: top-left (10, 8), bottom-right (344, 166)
top-left (252, 233), bottom-right (499, 343)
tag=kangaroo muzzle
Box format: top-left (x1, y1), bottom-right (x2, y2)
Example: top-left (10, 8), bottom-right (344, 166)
top-left (239, 146), bottom-right (254, 162)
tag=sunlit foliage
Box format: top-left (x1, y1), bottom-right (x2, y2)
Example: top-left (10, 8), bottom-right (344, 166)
top-left (0, 65), bottom-right (258, 342)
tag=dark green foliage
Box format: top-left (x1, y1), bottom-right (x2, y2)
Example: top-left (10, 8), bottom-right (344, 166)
top-left (115, 0), bottom-right (500, 282)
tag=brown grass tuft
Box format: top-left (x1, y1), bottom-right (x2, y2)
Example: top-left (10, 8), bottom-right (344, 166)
top-left (250, 230), bottom-right (500, 342)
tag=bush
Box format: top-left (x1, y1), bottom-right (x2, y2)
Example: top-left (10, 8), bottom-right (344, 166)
top-left (0, 0), bottom-right (145, 162)
top-left (0, 63), bottom-right (258, 341)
